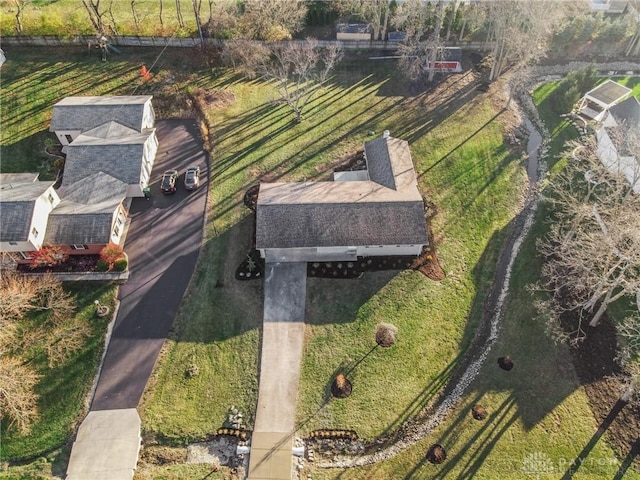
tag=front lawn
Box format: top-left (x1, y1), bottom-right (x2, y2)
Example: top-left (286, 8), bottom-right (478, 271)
top-left (0, 283), bottom-right (117, 462)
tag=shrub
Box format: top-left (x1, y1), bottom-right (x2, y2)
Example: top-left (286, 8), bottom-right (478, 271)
top-left (96, 259), bottom-right (110, 272)
top-left (30, 246), bottom-right (68, 269)
top-left (375, 323), bottom-right (398, 347)
top-left (113, 258), bottom-right (128, 272)
top-left (100, 243), bottom-right (124, 266)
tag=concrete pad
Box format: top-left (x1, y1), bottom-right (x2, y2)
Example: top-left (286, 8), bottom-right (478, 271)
top-left (248, 432), bottom-right (294, 480)
top-left (263, 263), bottom-right (307, 322)
top-left (66, 409), bottom-right (141, 480)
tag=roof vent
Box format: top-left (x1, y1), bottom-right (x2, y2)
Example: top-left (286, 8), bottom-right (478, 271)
top-left (383, 130), bottom-right (390, 138)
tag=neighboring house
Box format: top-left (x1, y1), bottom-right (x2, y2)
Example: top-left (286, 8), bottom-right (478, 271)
top-left (255, 133), bottom-right (428, 263)
top-left (61, 121), bottom-right (158, 197)
top-left (596, 96), bottom-right (640, 193)
top-left (336, 23), bottom-right (372, 41)
top-left (50, 95), bottom-right (155, 148)
top-left (44, 172), bottom-right (129, 255)
top-left (579, 80), bottom-right (632, 121)
top-left (387, 31), bottom-right (407, 42)
top-left (0, 174), bottom-right (60, 259)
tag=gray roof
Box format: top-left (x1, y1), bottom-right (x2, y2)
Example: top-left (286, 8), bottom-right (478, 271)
top-left (50, 95), bottom-right (152, 133)
top-left (45, 173), bottom-right (127, 245)
top-left (609, 96), bottom-right (640, 127)
top-left (56, 172), bottom-right (128, 213)
top-left (256, 135), bottom-right (427, 249)
top-left (62, 142), bottom-right (146, 186)
top-left (337, 23), bottom-right (372, 34)
top-left (0, 180), bottom-right (55, 242)
top-left (586, 80), bottom-right (631, 106)
top-left (44, 212), bottom-right (116, 245)
top-left (257, 202), bottom-right (427, 248)
top-left (0, 173), bottom-right (40, 184)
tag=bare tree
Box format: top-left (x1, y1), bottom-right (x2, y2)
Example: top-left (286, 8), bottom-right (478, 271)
top-left (13, 0), bottom-right (31, 35)
top-left (536, 137), bottom-right (640, 344)
top-left (485, 0), bottom-right (566, 82)
top-left (0, 356), bottom-right (40, 434)
top-left (394, 0), bottom-right (446, 83)
top-left (221, 39), bottom-right (270, 78)
top-left (258, 39), bottom-right (343, 122)
top-left (82, 0), bottom-right (106, 34)
top-left (239, 0), bottom-right (307, 41)
top-left (130, 0), bottom-right (140, 32)
top-left (337, 0), bottom-right (390, 41)
top-left (176, 0), bottom-right (185, 28)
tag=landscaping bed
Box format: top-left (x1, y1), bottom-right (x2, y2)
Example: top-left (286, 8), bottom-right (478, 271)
top-left (17, 254), bottom-right (100, 273)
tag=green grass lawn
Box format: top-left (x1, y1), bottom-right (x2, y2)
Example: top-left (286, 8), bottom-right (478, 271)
top-left (0, 282), bottom-right (117, 464)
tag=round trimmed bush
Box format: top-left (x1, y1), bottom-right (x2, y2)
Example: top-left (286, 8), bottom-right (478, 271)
top-left (113, 258), bottom-right (128, 271)
top-left (96, 259), bottom-right (110, 272)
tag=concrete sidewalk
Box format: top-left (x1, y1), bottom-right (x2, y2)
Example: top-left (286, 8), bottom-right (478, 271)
top-left (248, 262), bottom-right (307, 480)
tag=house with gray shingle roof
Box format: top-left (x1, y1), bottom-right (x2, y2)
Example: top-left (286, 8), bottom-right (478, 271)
top-left (0, 174), bottom-right (60, 257)
top-left (256, 133), bottom-right (428, 263)
top-left (596, 96), bottom-right (640, 193)
top-left (50, 95), bottom-right (155, 148)
top-left (45, 172), bottom-right (129, 253)
top-left (579, 80), bottom-right (632, 121)
top-left (50, 95), bottom-right (158, 197)
top-left (61, 121), bottom-right (158, 197)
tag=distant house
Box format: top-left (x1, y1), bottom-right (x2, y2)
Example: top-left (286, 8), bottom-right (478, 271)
top-left (427, 47), bottom-right (463, 73)
top-left (61, 121), bottom-right (158, 197)
top-left (387, 31), bottom-right (407, 42)
top-left (50, 95), bottom-right (155, 148)
top-left (255, 133), bottom-right (428, 263)
top-left (336, 23), bottom-right (372, 41)
top-left (0, 174), bottom-right (60, 259)
top-left (579, 80), bottom-right (632, 121)
top-left (595, 96), bottom-right (640, 193)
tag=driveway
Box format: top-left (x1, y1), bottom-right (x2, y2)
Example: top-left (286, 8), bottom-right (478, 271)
top-left (91, 118), bottom-right (208, 411)
top-left (248, 262), bottom-right (307, 480)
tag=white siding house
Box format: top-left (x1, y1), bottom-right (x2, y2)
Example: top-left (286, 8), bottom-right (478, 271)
top-left (255, 134), bottom-right (428, 263)
top-left (0, 175), bottom-right (60, 257)
top-left (50, 95), bottom-right (155, 148)
top-left (595, 96), bottom-right (640, 193)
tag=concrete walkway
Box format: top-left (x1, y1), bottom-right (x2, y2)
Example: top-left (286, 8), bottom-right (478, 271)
top-left (248, 263), bottom-right (307, 480)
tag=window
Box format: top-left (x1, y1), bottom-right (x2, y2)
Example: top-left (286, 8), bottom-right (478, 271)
top-left (113, 225), bottom-right (120, 237)
top-left (31, 227), bottom-right (39, 238)
top-left (65, 134), bottom-right (74, 144)
top-left (71, 244), bottom-right (87, 250)
top-left (9, 241), bottom-right (18, 246)
top-left (48, 193), bottom-right (55, 204)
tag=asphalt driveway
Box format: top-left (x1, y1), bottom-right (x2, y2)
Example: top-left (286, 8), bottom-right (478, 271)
top-left (91, 119), bottom-right (208, 411)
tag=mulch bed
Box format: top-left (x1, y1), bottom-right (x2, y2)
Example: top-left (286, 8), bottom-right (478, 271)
top-left (235, 249), bottom-right (264, 281)
top-left (16, 255), bottom-right (100, 273)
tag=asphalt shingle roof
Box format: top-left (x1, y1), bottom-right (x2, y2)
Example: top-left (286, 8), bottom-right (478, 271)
top-left (50, 95), bottom-right (152, 133)
top-left (586, 80), bottom-right (632, 106)
top-left (45, 173), bottom-right (127, 245)
top-left (0, 179), bottom-right (55, 242)
top-left (256, 136), bottom-right (428, 250)
top-left (609, 96), bottom-right (640, 127)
